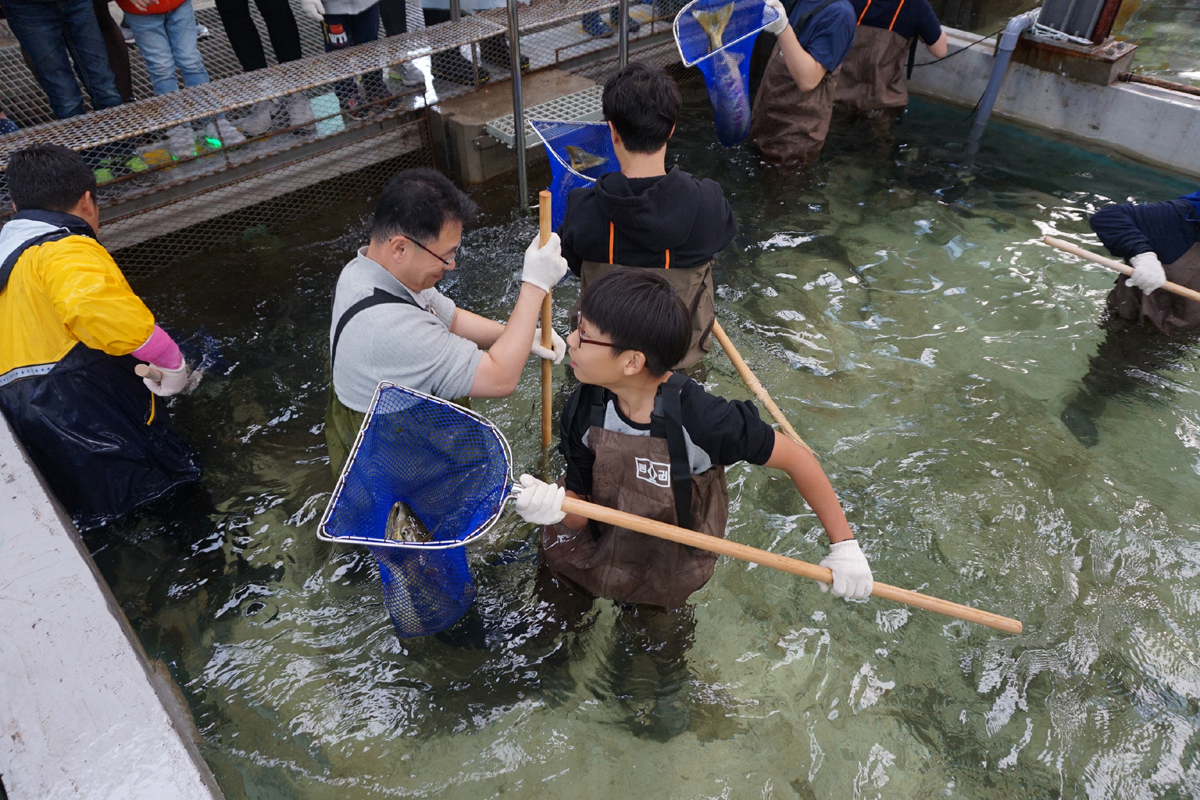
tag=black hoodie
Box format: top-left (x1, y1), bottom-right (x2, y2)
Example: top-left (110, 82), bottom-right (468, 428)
top-left (557, 166), bottom-right (739, 276)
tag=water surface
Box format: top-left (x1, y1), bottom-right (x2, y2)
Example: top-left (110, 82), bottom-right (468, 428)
top-left (95, 87), bottom-right (1200, 798)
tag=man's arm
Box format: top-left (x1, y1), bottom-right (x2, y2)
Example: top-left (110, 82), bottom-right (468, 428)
top-left (764, 432), bottom-right (854, 543)
top-left (450, 307), bottom-right (507, 349)
top-left (775, 25), bottom-right (828, 93)
top-left (926, 30), bottom-right (948, 58)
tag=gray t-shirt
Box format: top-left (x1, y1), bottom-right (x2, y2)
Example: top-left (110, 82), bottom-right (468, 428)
top-left (330, 249), bottom-right (483, 412)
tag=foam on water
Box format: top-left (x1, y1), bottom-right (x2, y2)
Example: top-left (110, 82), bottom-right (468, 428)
top-left (90, 88), bottom-right (1200, 798)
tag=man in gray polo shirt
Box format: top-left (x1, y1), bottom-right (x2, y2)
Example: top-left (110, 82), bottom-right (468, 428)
top-left (327, 168), bottom-right (569, 473)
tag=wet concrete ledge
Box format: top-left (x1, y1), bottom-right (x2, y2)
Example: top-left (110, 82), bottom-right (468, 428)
top-left (906, 26), bottom-right (1200, 180)
top-left (0, 418), bottom-right (223, 800)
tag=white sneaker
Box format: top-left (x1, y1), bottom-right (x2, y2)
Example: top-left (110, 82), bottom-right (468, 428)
top-left (390, 62), bottom-right (425, 87)
top-left (238, 100), bottom-right (276, 136)
top-left (197, 23), bottom-right (210, 40)
top-left (286, 93), bottom-right (315, 127)
top-left (211, 116), bottom-right (246, 146)
top-left (167, 125), bottom-right (196, 159)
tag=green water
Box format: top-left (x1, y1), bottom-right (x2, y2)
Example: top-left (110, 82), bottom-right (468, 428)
top-left (95, 89), bottom-right (1200, 799)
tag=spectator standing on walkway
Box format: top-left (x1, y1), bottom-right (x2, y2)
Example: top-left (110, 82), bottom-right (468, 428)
top-left (115, 0), bottom-right (245, 158)
top-left (1, 0), bottom-right (124, 119)
top-left (213, 0), bottom-right (317, 134)
top-left (300, 0), bottom-right (390, 116)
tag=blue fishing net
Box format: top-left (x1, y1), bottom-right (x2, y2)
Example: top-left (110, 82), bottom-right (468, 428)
top-left (531, 119), bottom-right (618, 231)
top-left (674, 0), bottom-right (780, 146)
top-left (320, 383), bottom-right (513, 638)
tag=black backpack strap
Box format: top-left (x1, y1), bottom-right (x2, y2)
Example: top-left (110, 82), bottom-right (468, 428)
top-left (0, 230), bottom-right (72, 293)
top-left (906, 35), bottom-right (919, 79)
top-left (330, 287), bottom-right (419, 371)
top-left (651, 373), bottom-right (694, 531)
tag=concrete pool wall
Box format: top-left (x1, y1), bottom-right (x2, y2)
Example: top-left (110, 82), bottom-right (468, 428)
top-left (0, 417), bottom-right (223, 800)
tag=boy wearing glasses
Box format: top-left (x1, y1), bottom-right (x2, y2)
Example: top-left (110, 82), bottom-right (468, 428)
top-left (512, 268), bottom-right (871, 737)
top-left (326, 168), bottom-right (568, 474)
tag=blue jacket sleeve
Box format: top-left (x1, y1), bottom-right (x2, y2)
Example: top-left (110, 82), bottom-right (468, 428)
top-left (1089, 199), bottom-right (1199, 265)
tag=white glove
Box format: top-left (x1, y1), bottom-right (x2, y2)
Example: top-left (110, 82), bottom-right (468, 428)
top-left (819, 539), bottom-right (873, 600)
top-left (763, 0), bottom-right (789, 35)
top-left (1127, 251), bottom-right (1166, 294)
top-left (514, 474), bottom-right (566, 525)
top-left (521, 232), bottom-right (568, 293)
top-left (143, 362), bottom-right (191, 397)
top-left (532, 327), bottom-right (567, 364)
top-left (301, 0), bottom-right (324, 20)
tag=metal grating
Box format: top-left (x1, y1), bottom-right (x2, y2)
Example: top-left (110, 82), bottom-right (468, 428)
top-left (485, 84), bottom-right (603, 148)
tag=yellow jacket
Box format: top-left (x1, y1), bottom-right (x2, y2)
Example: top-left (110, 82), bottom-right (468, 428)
top-left (0, 223), bottom-right (154, 377)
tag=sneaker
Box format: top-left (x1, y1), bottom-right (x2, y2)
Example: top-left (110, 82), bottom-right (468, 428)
top-left (201, 116), bottom-right (246, 148)
top-left (286, 93), bottom-right (315, 128)
top-left (480, 34), bottom-right (530, 71)
top-left (580, 12), bottom-right (613, 37)
top-left (196, 23), bottom-right (210, 40)
top-left (120, 21), bottom-right (135, 44)
top-left (431, 49), bottom-right (489, 86)
top-left (167, 125), bottom-right (196, 160)
top-left (238, 99), bottom-right (277, 136)
top-left (389, 61), bottom-right (425, 88)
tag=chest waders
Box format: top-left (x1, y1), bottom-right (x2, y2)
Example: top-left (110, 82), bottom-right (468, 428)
top-left (1107, 243), bottom-right (1200, 334)
top-left (325, 287), bottom-right (472, 476)
top-left (578, 221), bottom-right (716, 370)
top-left (833, 1), bottom-right (914, 112)
top-left (0, 227), bottom-right (200, 530)
top-left (748, 0), bottom-right (844, 166)
top-left (541, 374), bottom-right (730, 610)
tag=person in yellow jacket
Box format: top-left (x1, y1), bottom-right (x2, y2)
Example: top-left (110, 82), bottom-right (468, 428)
top-left (0, 144), bottom-right (200, 529)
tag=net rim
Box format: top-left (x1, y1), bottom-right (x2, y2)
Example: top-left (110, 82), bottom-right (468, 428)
top-left (673, 0), bottom-right (780, 68)
top-left (316, 381), bottom-right (514, 551)
top-left (529, 118), bottom-right (607, 184)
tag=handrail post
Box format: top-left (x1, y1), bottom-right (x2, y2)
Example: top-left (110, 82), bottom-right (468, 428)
top-left (506, 0), bottom-right (529, 212)
top-left (618, 0), bottom-right (629, 67)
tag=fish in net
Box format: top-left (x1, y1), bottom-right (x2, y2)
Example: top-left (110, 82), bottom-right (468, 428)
top-left (530, 119), bottom-right (618, 231)
top-left (674, 0), bottom-right (781, 146)
top-left (318, 383), bottom-right (514, 638)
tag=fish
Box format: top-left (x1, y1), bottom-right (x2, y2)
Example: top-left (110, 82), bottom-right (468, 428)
top-left (690, 2), bottom-right (752, 146)
top-left (384, 500), bottom-right (433, 543)
top-left (565, 144), bottom-right (608, 173)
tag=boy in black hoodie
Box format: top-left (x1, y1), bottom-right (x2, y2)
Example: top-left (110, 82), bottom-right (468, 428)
top-left (558, 62), bottom-right (738, 369)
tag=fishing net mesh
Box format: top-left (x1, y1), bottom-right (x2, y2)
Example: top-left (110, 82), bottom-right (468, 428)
top-left (675, 0), bottom-right (776, 145)
top-left (321, 383), bottom-right (512, 638)
top-left (531, 119), bottom-right (616, 230)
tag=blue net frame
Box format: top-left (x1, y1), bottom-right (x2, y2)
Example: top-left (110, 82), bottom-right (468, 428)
top-left (531, 119), bottom-right (618, 231)
top-left (319, 383), bottom-right (514, 638)
top-left (674, 0), bottom-right (780, 146)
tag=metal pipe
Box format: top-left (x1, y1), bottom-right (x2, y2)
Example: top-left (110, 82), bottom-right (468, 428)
top-left (618, 0), bottom-right (630, 68)
top-left (450, 0), bottom-right (460, 22)
top-left (966, 9), bottom-right (1038, 161)
top-left (506, 0), bottom-right (529, 212)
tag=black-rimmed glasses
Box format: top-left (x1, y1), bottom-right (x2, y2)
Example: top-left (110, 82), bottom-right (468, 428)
top-left (574, 329), bottom-right (620, 349)
top-left (404, 234), bottom-right (456, 267)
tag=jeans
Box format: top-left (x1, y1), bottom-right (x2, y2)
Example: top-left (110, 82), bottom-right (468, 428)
top-left (3, 0), bottom-right (124, 118)
top-left (123, 1), bottom-right (210, 96)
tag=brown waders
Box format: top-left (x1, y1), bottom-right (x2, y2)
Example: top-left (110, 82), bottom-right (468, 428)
top-left (749, 45), bottom-right (842, 167)
top-left (832, 19), bottom-right (912, 113)
top-left (1107, 243), bottom-right (1200, 334)
top-left (578, 221), bottom-right (716, 370)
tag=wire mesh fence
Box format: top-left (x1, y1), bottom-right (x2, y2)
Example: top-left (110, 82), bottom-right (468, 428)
top-left (0, 0), bottom-right (696, 278)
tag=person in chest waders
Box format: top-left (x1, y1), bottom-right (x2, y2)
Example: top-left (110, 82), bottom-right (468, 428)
top-left (1061, 192), bottom-right (1200, 447)
top-left (557, 63), bottom-right (739, 370)
top-left (511, 268), bottom-right (873, 739)
top-left (326, 168), bottom-right (568, 475)
top-left (748, 0), bottom-right (857, 167)
top-left (0, 145), bottom-right (200, 530)
top-left (833, 0), bottom-right (946, 123)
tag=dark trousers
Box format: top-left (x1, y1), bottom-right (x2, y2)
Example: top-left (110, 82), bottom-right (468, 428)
top-left (379, 0), bottom-right (406, 35)
top-left (322, 4), bottom-right (386, 105)
top-left (92, 0), bottom-right (132, 102)
top-left (4, 0), bottom-right (124, 118)
top-left (214, 0), bottom-right (303, 72)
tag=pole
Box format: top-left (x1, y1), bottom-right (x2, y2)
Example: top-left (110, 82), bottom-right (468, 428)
top-left (506, 0), bottom-right (529, 212)
top-left (450, 0), bottom-right (460, 22)
top-left (539, 191), bottom-right (553, 449)
top-left (559, 496), bottom-right (1023, 634)
top-left (618, 0), bottom-right (629, 68)
top-left (1044, 236), bottom-right (1200, 304)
